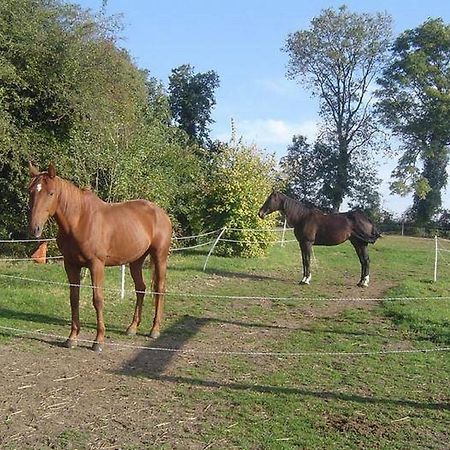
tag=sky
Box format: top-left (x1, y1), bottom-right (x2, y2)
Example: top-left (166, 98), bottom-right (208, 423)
top-left (76, 0), bottom-right (450, 215)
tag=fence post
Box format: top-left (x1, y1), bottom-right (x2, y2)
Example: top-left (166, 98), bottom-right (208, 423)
top-left (401, 221), bottom-right (404, 236)
top-left (434, 235), bottom-right (438, 282)
top-left (120, 264), bottom-right (126, 299)
top-left (281, 218), bottom-right (287, 247)
top-left (203, 227), bottom-right (227, 272)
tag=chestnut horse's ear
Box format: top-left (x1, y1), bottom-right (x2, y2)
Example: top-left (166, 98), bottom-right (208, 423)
top-left (47, 163), bottom-right (56, 179)
top-left (29, 161), bottom-right (40, 177)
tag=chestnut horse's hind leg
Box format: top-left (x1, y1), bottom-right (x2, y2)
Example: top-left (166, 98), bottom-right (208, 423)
top-left (149, 249), bottom-right (169, 339)
top-left (89, 259), bottom-right (106, 352)
top-left (126, 258), bottom-right (147, 336)
top-left (299, 241), bottom-right (313, 285)
top-left (64, 261), bottom-right (81, 349)
top-left (351, 239), bottom-right (370, 287)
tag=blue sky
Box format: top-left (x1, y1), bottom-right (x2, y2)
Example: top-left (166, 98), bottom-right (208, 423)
top-left (76, 0), bottom-right (450, 214)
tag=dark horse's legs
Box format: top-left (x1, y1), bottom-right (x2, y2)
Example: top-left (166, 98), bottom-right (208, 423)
top-left (126, 257), bottom-right (147, 336)
top-left (350, 238), bottom-right (370, 287)
top-left (299, 241), bottom-right (313, 285)
top-left (64, 261), bottom-right (81, 348)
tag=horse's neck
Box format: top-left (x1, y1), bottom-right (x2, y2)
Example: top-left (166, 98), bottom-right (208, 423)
top-left (53, 178), bottom-right (90, 235)
top-left (281, 196), bottom-right (309, 226)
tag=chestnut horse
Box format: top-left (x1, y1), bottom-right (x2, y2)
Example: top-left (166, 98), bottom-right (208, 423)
top-left (28, 163), bottom-right (172, 352)
top-left (258, 191), bottom-right (380, 287)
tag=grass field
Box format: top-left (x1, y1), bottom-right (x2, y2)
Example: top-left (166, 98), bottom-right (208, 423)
top-left (0, 234), bottom-right (449, 449)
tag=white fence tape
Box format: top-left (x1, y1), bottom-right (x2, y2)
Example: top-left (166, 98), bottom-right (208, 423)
top-left (1, 272), bottom-right (450, 303)
top-left (0, 255), bottom-right (64, 262)
top-left (0, 238), bottom-right (56, 243)
top-left (172, 228), bottom-right (223, 240)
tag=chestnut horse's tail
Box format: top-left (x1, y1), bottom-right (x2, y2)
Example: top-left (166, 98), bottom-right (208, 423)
top-left (347, 211), bottom-right (381, 244)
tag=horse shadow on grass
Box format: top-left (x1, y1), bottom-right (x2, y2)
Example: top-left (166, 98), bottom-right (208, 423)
top-left (169, 264), bottom-right (288, 282)
top-left (0, 306), bottom-right (127, 334)
top-left (115, 314), bottom-right (449, 412)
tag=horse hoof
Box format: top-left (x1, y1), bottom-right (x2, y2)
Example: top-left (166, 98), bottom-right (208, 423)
top-left (64, 339), bottom-right (77, 349)
top-left (92, 342), bottom-right (103, 353)
top-left (126, 327), bottom-right (136, 336)
top-left (150, 329), bottom-right (160, 339)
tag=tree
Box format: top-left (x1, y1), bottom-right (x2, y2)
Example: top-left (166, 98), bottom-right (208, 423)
top-left (280, 135), bottom-right (330, 208)
top-left (0, 0), bottom-right (205, 238)
top-left (284, 6), bottom-right (392, 211)
top-left (376, 18), bottom-right (450, 224)
top-left (168, 64), bottom-right (220, 147)
top-left (280, 134), bottom-right (381, 214)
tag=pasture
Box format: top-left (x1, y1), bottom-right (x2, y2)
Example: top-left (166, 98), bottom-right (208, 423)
top-left (0, 234), bottom-right (449, 449)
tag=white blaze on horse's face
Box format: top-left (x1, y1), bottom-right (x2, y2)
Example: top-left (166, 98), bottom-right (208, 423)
top-left (29, 175), bottom-right (58, 238)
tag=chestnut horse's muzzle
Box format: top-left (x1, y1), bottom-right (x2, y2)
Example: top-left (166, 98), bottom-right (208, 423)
top-left (30, 223), bottom-right (43, 238)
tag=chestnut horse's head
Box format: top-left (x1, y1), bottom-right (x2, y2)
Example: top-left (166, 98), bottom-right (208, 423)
top-left (258, 190), bottom-right (284, 219)
top-left (28, 162), bottom-right (58, 238)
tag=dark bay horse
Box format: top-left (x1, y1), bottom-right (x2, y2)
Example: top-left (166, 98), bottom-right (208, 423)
top-left (28, 163), bottom-right (172, 352)
top-left (258, 191), bottom-right (380, 287)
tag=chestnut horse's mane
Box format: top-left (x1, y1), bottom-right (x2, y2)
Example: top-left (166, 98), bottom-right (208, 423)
top-left (30, 173), bottom-right (101, 218)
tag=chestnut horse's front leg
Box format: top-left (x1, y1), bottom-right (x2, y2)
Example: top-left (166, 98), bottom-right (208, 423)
top-left (64, 261), bottom-right (81, 348)
top-left (89, 259), bottom-right (106, 352)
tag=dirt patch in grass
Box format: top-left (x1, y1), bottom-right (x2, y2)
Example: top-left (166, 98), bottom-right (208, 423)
top-left (0, 338), bottom-right (215, 449)
top-left (322, 411), bottom-right (395, 438)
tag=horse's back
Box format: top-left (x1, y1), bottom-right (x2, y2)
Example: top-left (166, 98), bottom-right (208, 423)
top-left (106, 199), bottom-right (171, 241)
top-left (310, 212), bottom-right (353, 245)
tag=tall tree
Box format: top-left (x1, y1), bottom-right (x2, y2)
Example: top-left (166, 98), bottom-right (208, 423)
top-left (284, 6), bottom-right (392, 211)
top-left (0, 0), bottom-right (205, 238)
top-left (168, 64), bottom-right (220, 147)
top-left (280, 135), bottom-right (381, 213)
top-left (376, 18), bottom-right (450, 224)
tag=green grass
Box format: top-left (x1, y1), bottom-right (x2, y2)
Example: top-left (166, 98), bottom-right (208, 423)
top-left (0, 234), bottom-right (449, 449)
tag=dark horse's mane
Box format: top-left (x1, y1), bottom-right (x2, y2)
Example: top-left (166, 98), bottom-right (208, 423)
top-left (282, 194), bottom-right (329, 215)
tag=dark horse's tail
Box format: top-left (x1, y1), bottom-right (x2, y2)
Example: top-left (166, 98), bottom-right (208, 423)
top-left (346, 211), bottom-right (381, 244)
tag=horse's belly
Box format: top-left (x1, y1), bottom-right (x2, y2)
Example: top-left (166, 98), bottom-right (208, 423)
top-left (104, 232), bottom-right (151, 266)
top-left (314, 231), bottom-right (351, 246)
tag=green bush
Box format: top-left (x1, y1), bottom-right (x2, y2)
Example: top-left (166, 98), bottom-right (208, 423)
top-left (203, 139), bottom-right (278, 257)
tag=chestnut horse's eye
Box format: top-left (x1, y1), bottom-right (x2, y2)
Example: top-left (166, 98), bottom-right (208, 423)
top-left (49, 192), bottom-right (54, 196)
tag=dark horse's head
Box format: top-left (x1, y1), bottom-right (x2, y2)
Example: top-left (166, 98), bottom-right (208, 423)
top-left (258, 190), bottom-right (284, 219)
top-left (28, 162), bottom-right (58, 238)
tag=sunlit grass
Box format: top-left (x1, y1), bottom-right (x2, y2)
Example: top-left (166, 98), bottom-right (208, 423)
top-left (0, 235), bottom-right (449, 448)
